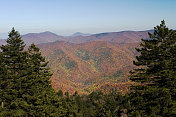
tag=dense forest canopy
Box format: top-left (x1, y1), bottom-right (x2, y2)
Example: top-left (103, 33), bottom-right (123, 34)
top-left (0, 21), bottom-right (176, 116)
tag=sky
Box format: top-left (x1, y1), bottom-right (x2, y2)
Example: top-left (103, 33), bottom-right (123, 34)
top-left (0, 0), bottom-right (175, 38)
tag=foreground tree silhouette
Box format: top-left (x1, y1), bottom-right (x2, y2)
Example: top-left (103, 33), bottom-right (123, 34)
top-left (129, 21), bottom-right (176, 116)
top-left (23, 44), bottom-right (63, 116)
top-left (0, 28), bottom-right (29, 116)
top-left (0, 28), bottom-right (66, 116)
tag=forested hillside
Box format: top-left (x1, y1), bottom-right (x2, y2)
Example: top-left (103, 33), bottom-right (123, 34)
top-left (38, 41), bottom-right (138, 94)
top-left (0, 21), bottom-right (176, 116)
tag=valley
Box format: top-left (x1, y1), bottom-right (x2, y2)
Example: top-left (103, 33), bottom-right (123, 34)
top-left (39, 41), bottom-right (139, 94)
top-left (0, 30), bottom-right (149, 94)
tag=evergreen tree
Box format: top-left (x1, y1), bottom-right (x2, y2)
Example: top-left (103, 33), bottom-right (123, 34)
top-left (130, 21), bottom-right (176, 87)
top-left (23, 43), bottom-right (61, 116)
top-left (0, 28), bottom-right (29, 116)
top-left (0, 28), bottom-right (66, 116)
top-left (129, 21), bottom-right (176, 116)
top-left (0, 52), bottom-right (8, 112)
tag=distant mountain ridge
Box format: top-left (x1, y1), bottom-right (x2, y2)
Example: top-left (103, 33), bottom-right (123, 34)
top-left (71, 32), bottom-right (91, 37)
top-left (21, 31), bottom-right (66, 45)
top-left (0, 30), bottom-right (153, 45)
top-left (67, 30), bottom-right (153, 44)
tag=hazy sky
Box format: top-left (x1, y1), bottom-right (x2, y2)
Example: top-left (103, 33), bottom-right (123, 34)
top-left (0, 0), bottom-right (175, 37)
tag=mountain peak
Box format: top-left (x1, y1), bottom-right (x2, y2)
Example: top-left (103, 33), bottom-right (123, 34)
top-left (39, 31), bottom-right (58, 35)
top-left (71, 32), bottom-right (90, 37)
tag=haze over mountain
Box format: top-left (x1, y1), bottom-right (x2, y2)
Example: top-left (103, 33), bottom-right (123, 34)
top-left (67, 30), bottom-right (153, 44)
top-left (0, 33), bottom-right (8, 39)
top-left (21, 31), bottom-right (66, 45)
top-left (71, 32), bottom-right (91, 37)
top-left (0, 31), bottom-right (66, 45)
top-left (0, 30), bottom-right (152, 45)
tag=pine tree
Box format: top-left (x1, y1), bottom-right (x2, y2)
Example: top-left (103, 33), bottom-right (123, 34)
top-left (0, 52), bottom-right (7, 111)
top-left (25, 43), bottom-right (59, 116)
top-left (130, 21), bottom-right (176, 88)
top-left (0, 28), bottom-right (29, 116)
top-left (0, 28), bottom-right (67, 116)
top-left (129, 21), bottom-right (176, 116)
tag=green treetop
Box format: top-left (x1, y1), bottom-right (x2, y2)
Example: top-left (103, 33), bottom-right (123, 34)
top-left (129, 21), bottom-right (176, 116)
top-left (0, 28), bottom-right (66, 116)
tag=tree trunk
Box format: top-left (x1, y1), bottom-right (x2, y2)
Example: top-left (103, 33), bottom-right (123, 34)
top-left (1, 101), bottom-right (4, 108)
